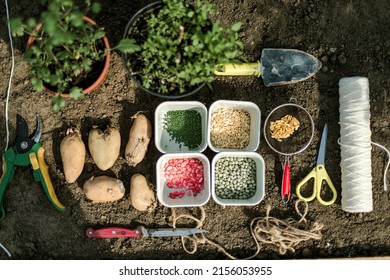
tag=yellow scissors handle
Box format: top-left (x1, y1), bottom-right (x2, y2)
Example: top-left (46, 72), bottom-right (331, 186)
top-left (296, 167), bottom-right (317, 202)
top-left (315, 164), bottom-right (337, 206)
top-left (296, 165), bottom-right (337, 205)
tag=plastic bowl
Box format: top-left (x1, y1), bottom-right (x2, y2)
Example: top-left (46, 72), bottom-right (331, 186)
top-left (156, 153), bottom-right (211, 207)
top-left (155, 101), bottom-right (208, 153)
top-left (211, 151), bottom-right (265, 206)
top-left (207, 100), bottom-right (261, 152)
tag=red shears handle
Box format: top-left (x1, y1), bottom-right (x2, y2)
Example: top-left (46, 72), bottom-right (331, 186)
top-left (281, 161), bottom-right (291, 203)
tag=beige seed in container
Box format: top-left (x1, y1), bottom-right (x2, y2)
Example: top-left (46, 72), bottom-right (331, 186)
top-left (210, 108), bottom-right (251, 149)
top-left (270, 114), bottom-right (300, 142)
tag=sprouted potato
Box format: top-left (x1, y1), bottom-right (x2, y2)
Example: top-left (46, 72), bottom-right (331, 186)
top-left (60, 128), bottom-right (86, 183)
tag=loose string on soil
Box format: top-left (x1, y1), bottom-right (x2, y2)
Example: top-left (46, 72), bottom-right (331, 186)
top-left (1, 0), bottom-right (14, 258)
top-left (0, 241), bottom-right (11, 258)
top-left (170, 199), bottom-right (323, 259)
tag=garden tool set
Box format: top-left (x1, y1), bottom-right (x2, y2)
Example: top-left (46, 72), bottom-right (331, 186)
top-left (0, 114), bottom-right (65, 220)
top-left (214, 48), bottom-right (322, 86)
top-left (0, 48), bottom-right (324, 251)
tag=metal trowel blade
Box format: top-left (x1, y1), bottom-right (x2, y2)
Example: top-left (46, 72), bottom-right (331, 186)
top-left (260, 48), bottom-right (322, 86)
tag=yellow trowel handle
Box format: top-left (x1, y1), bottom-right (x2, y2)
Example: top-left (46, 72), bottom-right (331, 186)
top-left (214, 62), bottom-right (261, 77)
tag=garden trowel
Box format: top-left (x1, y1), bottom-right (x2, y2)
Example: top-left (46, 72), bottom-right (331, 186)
top-left (214, 48), bottom-right (322, 86)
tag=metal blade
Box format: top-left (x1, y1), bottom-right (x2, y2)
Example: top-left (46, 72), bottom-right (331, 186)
top-left (145, 227), bottom-right (208, 237)
top-left (260, 48), bottom-right (322, 86)
top-left (16, 114), bottom-right (29, 140)
top-left (30, 113), bottom-right (42, 143)
top-left (15, 114), bottom-right (35, 153)
top-left (316, 123), bottom-right (328, 165)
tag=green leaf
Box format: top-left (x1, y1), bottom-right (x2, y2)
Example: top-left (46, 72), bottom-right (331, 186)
top-left (52, 95), bottom-right (66, 113)
top-left (37, 67), bottom-right (51, 81)
top-left (92, 30), bottom-right (105, 40)
top-left (50, 74), bottom-right (61, 86)
top-left (225, 50), bottom-right (239, 59)
top-left (56, 50), bottom-right (70, 60)
top-left (91, 3), bottom-right (101, 13)
top-left (69, 87), bottom-right (84, 100)
top-left (31, 78), bottom-right (43, 91)
top-left (69, 11), bottom-right (84, 27)
top-left (231, 22), bottom-right (242, 32)
top-left (187, 11), bottom-right (194, 18)
top-left (115, 38), bottom-right (141, 53)
top-left (81, 58), bottom-right (92, 72)
top-left (61, 0), bottom-right (74, 7)
top-left (41, 11), bottom-right (57, 35)
top-left (212, 22), bottom-right (221, 33)
top-left (26, 18), bottom-right (37, 30)
top-left (9, 18), bottom-right (24, 37)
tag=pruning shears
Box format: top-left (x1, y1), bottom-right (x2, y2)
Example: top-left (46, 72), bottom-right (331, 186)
top-left (0, 114), bottom-right (65, 220)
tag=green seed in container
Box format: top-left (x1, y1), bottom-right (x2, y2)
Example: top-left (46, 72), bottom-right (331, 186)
top-left (163, 109), bottom-right (202, 149)
top-left (214, 157), bottom-right (257, 199)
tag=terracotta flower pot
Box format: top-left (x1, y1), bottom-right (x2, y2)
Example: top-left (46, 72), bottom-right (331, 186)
top-left (26, 16), bottom-right (111, 99)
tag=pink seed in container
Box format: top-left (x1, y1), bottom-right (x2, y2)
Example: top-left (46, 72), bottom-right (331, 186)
top-left (164, 158), bottom-right (204, 199)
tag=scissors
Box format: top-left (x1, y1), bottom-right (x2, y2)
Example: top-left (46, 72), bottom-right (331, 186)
top-left (296, 123), bottom-right (337, 205)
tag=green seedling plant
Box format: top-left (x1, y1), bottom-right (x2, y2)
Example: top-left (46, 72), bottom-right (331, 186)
top-left (117, 0), bottom-right (245, 95)
top-left (10, 0), bottom-right (106, 112)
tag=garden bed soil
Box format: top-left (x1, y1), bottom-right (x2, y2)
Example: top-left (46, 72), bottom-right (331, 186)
top-left (0, 0), bottom-right (390, 260)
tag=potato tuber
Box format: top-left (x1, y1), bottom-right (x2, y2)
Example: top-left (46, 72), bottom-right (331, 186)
top-left (83, 176), bottom-right (125, 203)
top-left (88, 126), bottom-right (121, 171)
top-left (125, 113), bottom-right (152, 167)
top-left (60, 128), bottom-right (86, 183)
top-left (129, 173), bottom-right (156, 212)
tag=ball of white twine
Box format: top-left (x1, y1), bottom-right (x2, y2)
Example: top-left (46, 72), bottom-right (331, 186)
top-left (338, 77), bottom-right (389, 213)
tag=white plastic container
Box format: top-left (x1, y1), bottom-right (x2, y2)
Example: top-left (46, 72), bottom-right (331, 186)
top-left (156, 153), bottom-right (211, 207)
top-left (207, 100), bottom-right (261, 152)
top-left (211, 151), bottom-right (265, 206)
top-left (155, 101), bottom-right (208, 153)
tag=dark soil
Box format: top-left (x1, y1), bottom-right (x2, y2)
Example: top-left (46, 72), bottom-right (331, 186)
top-left (1, 0), bottom-right (390, 260)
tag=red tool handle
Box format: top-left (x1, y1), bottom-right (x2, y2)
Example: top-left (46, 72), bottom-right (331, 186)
top-left (86, 227), bottom-right (144, 238)
top-left (281, 161), bottom-right (291, 203)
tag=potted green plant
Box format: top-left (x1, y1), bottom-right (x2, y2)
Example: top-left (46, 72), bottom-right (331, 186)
top-left (118, 0), bottom-right (244, 98)
top-left (10, 0), bottom-right (110, 112)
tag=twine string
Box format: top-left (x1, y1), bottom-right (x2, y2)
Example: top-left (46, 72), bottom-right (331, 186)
top-left (170, 199), bottom-right (323, 259)
top-left (338, 77), bottom-right (390, 213)
top-left (1, 0), bottom-right (14, 259)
